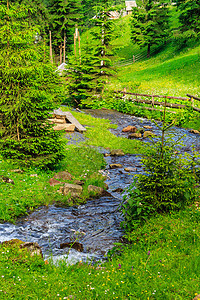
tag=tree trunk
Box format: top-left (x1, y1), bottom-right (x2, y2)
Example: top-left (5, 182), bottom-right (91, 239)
top-left (59, 44), bottom-right (62, 65)
top-left (147, 43), bottom-right (150, 58)
top-left (63, 32), bottom-right (66, 64)
top-left (49, 31), bottom-right (53, 64)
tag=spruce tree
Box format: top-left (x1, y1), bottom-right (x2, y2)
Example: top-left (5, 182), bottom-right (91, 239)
top-left (49, 0), bottom-right (83, 63)
top-left (177, 0), bottom-right (200, 36)
top-left (67, 41), bottom-right (100, 107)
top-left (0, 1), bottom-right (65, 169)
top-left (131, 0), bottom-right (170, 57)
top-left (90, 1), bottom-right (115, 95)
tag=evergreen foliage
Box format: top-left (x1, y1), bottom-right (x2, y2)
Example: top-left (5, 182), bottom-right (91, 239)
top-left (131, 0), bottom-right (170, 57)
top-left (0, 1), bottom-right (65, 168)
top-left (67, 41), bottom-right (99, 106)
top-left (66, 1), bottom-right (116, 107)
top-left (177, 0), bottom-right (200, 37)
top-left (120, 109), bottom-right (199, 231)
top-left (49, 0), bottom-right (83, 61)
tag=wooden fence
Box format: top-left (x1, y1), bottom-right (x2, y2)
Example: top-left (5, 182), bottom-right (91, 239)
top-left (115, 91), bottom-right (200, 113)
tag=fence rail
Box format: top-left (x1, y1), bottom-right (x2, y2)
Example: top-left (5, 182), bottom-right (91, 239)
top-left (115, 91), bottom-right (200, 113)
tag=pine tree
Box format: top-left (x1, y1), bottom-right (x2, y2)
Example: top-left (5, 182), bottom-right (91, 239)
top-left (0, 1), bottom-right (65, 168)
top-left (131, 0), bottom-right (170, 57)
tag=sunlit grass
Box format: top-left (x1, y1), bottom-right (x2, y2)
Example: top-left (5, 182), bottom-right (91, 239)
top-left (0, 209), bottom-right (200, 299)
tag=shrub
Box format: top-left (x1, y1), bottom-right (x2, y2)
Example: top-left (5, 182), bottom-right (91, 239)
top-left (120, 104), bottom-right (200, 231)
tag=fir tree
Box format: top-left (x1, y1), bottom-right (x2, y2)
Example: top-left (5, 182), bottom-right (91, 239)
top-left (67, 41), bottom-right (100, 106)
top-left (49, 0), bottom-right (83, 64)
top-left (131, 0), bottom-right (170, 57)
top-left (0, 1), bottom-right (65, 168)
top-left (177, 0), bottom-right (200, 36)
top-left (90, 1), bottom-right (115, 94)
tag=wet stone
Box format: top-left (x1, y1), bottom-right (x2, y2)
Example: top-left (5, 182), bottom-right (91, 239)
top-left (124, 167), bottom-right (137, 172)
top-left (109, 164), bottom-right (123, 169)
top-left (110, 149), bottom-right (125, 156)
top-left (190, 129), bottom-right (200, 135)
top-left (60, 242), bottom-right (83, 252)
top-left (128, 133), bottom-right (142, 139)
top-left (143, 131), bottom-right (155, 138)
top-left (122, 125), bottom-right (137, 133)
top-left (143, 125), bottom-right (152, 129)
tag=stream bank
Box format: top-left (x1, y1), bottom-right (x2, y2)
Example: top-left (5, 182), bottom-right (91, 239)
top-left (0, 109), bottom-right (199, 264)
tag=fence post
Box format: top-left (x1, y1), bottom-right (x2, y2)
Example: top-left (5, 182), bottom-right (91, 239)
top-left (152, 95), bottom-right (154, 107)
top-left (123, 87), bottom-right (126, 97)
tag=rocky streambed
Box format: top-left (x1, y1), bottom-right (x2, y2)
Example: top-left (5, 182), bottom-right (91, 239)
top-left (0, 109), bottom-right (199, 264)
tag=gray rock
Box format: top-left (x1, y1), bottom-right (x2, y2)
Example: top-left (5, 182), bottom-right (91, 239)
top-left (110, 149), bottom-right (125, 156)
top-left (122, 126), bottom-right (137, 133)
top-left (88, 185), bottom-right (104, 195)
top-left (143, 125), bottom-right (152, 130)
top-left (190, 129), bottom-right (200, 135)
top-left (143, 131), bottom-right (155, 138)
top-left (59, 183), bottom-right (82, 197)
top-left (128, 133), bottom-right (142, 139)
top-left (124, 167), bottom-right (137, 172)
top-left (20, 242), bottom-right (43, 258)
top-left (109, 163), bottom-right (123, 169)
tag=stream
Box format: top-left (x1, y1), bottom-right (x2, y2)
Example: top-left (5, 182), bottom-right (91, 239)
top-left (0, 109), bottom-right (199, 264)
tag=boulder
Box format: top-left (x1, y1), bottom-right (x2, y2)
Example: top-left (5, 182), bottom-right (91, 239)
top-left (112, 188), bottom-right (124, 193)
top-left (53, 124), bottom-right (75, 132)
top-left (49, 178), bottom-right (62, 186)
top-left (110, 149), bottom-right (125, 156)
top-left (109, 163), bottom-right (123, 169)
top-left (1, 239), bottom-right (43, 258)
top-left (128, 133), bottom-right (142, 139)
top-left (60, 242), bottom-right (83, 252)
top-left (59, 183), bottom-right (82, 197)
top-left (20, 242), bottom-right (43, 258)
top-left (143, 131), bottom-right (155, 138)
top-left (104, 153), bottom-right (110, 157)
top-left (88, 185), bottom-right (104, 195)
top-left (143, 125), bottom-right (152, 130)
top-left (190, 129), bottom-right (200, 135)
top-left (124, 167), bottom-right (137, 172)
top-left (54, 171), bottom-right (72, 181)
top-left (73, 180), bottom-right (85, 186)
top-left (122, 126), bottom-right (137, 133)
top-left (1, 176), bottom-right (14, 184)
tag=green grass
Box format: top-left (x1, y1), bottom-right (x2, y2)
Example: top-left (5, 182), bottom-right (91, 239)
top-left (0, 145), bottom-right (106, 223)
top-left (0, 109), bottom-right (146, 223)
top-left (63, 108), bottom-right (145, 154)
top-left (113, 46), bottom-right (200, 97)
top-left (0, 208), bottom-right (200, 299)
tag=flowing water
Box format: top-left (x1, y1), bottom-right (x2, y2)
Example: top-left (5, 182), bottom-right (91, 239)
top-left (0, 109), bottom-right (199, 264)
